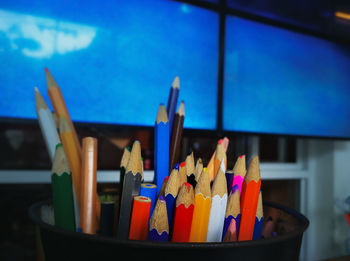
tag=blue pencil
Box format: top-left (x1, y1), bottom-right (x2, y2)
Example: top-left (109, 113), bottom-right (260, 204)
top-left (222, 186), bottom-right (241, 241)
top-left (140, 183), bottom-right (157, 219)
top-left (164, 168), bottom-right (179, 230)
top-left (154, 104), bottom-right (169, 196)
top-left (148, 196), bottom-right (169, 241)
top-left (253, 191), bottom-right (263, 240)
top-left (166, 76), bottom-right (180, 137)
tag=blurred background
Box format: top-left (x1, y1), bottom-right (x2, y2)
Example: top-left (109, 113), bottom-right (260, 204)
top-left (1, 0), bottom-right (350, 260)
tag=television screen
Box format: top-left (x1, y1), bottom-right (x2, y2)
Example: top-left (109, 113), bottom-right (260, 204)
top-left (223, 16), bottom-right (350, 138)
top-left (0, 0), bottom-right (218, 129)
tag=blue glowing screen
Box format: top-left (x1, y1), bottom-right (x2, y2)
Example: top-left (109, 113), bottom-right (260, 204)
top-left (0, 0), bottom-right (218, 129)
top-left (223, 16), bottom-right (350, 138)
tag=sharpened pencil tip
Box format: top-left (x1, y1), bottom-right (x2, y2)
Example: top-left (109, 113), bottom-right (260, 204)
top-left (34, 86), bottom-right (39, 92)
top-left (45, 67), bottom-right (48, 72)
top-left (172, 76), bottom-right (180, 89)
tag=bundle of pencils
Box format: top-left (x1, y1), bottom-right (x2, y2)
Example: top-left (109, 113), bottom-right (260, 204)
top-left (36, 71), bottom-right (270, 244)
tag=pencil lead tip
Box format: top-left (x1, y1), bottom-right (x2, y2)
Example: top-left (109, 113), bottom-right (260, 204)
top-left (45, 67), bottom-right (49, 72)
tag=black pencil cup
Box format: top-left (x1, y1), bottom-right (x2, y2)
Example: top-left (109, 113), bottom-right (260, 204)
top-left (29, 200), bottom-right (308, 261)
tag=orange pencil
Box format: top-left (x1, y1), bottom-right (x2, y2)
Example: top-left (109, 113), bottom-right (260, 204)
top-left (207, 137), bottom-right (229, 182)
top-left (238, 156), bottom-right (261, 241)
top-left (213, 142), bottom-right (226, 180)
top-left (59, 116), bottom-right (81, 226)
top-left (189, 169), bottom-right (211, 242)
top-left (45, 68), bottom-right (81, 157)
top-left (129, 196), bottom-right (151, 240)
top-left (80, 137), bottom-right (97, 234)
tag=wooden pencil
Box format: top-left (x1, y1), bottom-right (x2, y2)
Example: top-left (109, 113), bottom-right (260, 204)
top-left (139, 183), bottom-right (157, 221)
top-left (238, 156), bottom-right (261, 241)
top-left (148, 195), bottom-right (169, 241)
top-left (208, 137), bottom-right (229, 182)
top-left (253, 191), bottom-right (263, 240)
top-left (129, 196), bottom-right (151, 240)
top-left (214, 142), bottom-right (227, 180)
top-left (178, 161), bottom-right (187, 187)
top-left (185, 151), bottom-right (196, 188)
top-left (59, 116), bottom-right (81, 227)
top-left (172, 183), bottom-right (194, 242)
top-left (169, 101), bottom-right (185, 171)
top-left (118, 146), bottom-right (131, 215)
top-left (35, 87), bottom-right (61, 162)
top-left (166, 76), bottom-right (180, 137)
top-left (51, 143), bottom-right (75, 231)
top-left (117, 140), bottom-right (143, 240)
top-left (45, 67), bottom-right (81, 157)
top-left (158, 176), bottom-right (169, 198)
top-left (80, 137), bottom-right (98, 234)
top-left (222, 186), bottom-right (240, 242)
top-left (189, 169), bottom-right (211, 242)
top-left (195, 158), bottom-right (203, 185)
top-left (154, 104), bottom-right (169, 196)
top-left (232, 155), bottom-right (246, 197)
top-left (164, 168), bottom-right (179, 229)
top-left (206, 160), bottom-right (228, 242)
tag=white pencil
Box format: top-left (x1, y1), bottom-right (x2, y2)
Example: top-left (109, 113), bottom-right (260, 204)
top-left (206, 159), bottom-right (228, 242)
top-left (35, 87), bottom-right (61, 162)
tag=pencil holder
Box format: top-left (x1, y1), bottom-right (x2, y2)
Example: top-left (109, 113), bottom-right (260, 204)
top-left (29, 199), bottom-right (308, 261)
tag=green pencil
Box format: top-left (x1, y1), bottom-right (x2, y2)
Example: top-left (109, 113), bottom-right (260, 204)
top-left (51, 143), bottom-right (76, 231)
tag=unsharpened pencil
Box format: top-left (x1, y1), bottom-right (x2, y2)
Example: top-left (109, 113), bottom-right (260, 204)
top-left (51, 143), bottom-right (75, 231)
top-left (172, 183), bottom-right (194, 242)
top-left (139, 183), bottom-right (157, 221)
top-left (117, 140), bottom-right (143, 240)
top-left (129, 196), bottom-right (151, 240)
top-left (238, 156), bottom-right (261, 241)
top-left (148, 195), bottom-right (169, 241)
top-left (154, 104), bottom-right (169, 196)
top-left (169, 101), bottom-right (185, 171)
top-left (80, 137), bottom-right (98, 235)
top-left (35, 87), bottom-right (61, 162)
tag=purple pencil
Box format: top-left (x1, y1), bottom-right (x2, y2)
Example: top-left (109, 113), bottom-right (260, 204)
top-left (148, 195), bottom-right (169, 241)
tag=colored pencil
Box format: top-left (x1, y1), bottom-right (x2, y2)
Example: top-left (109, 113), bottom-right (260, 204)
top-left (51, 143), bottom-right (75, 231)
top-left (232, 155), bottom-right (246, 197)
top-left (118, 146), bottom-right (131, 215)
top-left (195, 158), bottom-right (203, 185)
top-left (206, 160), bottom-right (228, 242)
top-left (59, 116), bottom-right (81, 227)
top-left (207, 137), bottom-right (229, 182)
top-left (117, 140), bottom-right (143, 240)
top-left (148, 195), bottom-right (169, 241)
top-left (214, 142), bottom-right (227, 180)
top-left (80, 137), bottom-right (98, 235)
top-left (45, 67), bottom-right (81, 157)
top-left (253, 191), bottom-right (263, 240)
top-left (99, 194), bottom-right (117, 237)
top-left (169, 101), bottom-right (185, 171)
top-left (129, 196), bottom-right (151, 240)
top-left (185, 151), bottom-right (196, 188)
top-left (189, 169), bottom-right (211, 242)
top-left (164, 168), bottom-right (179, 229)
top-left (238, 156), bottom-right (261, 241)
top-left (35, 87), bottom-right (61, 162)
top-left (139, 183), bottom-right (157, 220)
top-left (222, 186), bottom-right (240, 242)
top-left (158, 176), bottom-right (169, 198)
top-left (178, 161), bottom-right (187, 187)
top-left (172, 183), bottom-right (194, 242)
top-left (154, 104), bottom-right (169, 196)
top-left (166, 76), bottom-right (180, 137)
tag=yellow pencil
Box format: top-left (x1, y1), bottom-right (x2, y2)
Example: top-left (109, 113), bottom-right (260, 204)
top-left (189, 169), bottom-right (211, 242)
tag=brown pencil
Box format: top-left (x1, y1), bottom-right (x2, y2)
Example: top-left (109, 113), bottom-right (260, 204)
top-left (169, 101), bottom-right (185, 171)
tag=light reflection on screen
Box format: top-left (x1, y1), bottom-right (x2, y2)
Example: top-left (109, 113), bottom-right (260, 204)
top-left (0, 1), bottom-right (218, 129)
top-left (223, 16), bottom-right (350, 138)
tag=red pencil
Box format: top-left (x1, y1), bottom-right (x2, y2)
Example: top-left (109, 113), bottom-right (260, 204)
top-left (171, 183), bottom-right (194, 242)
